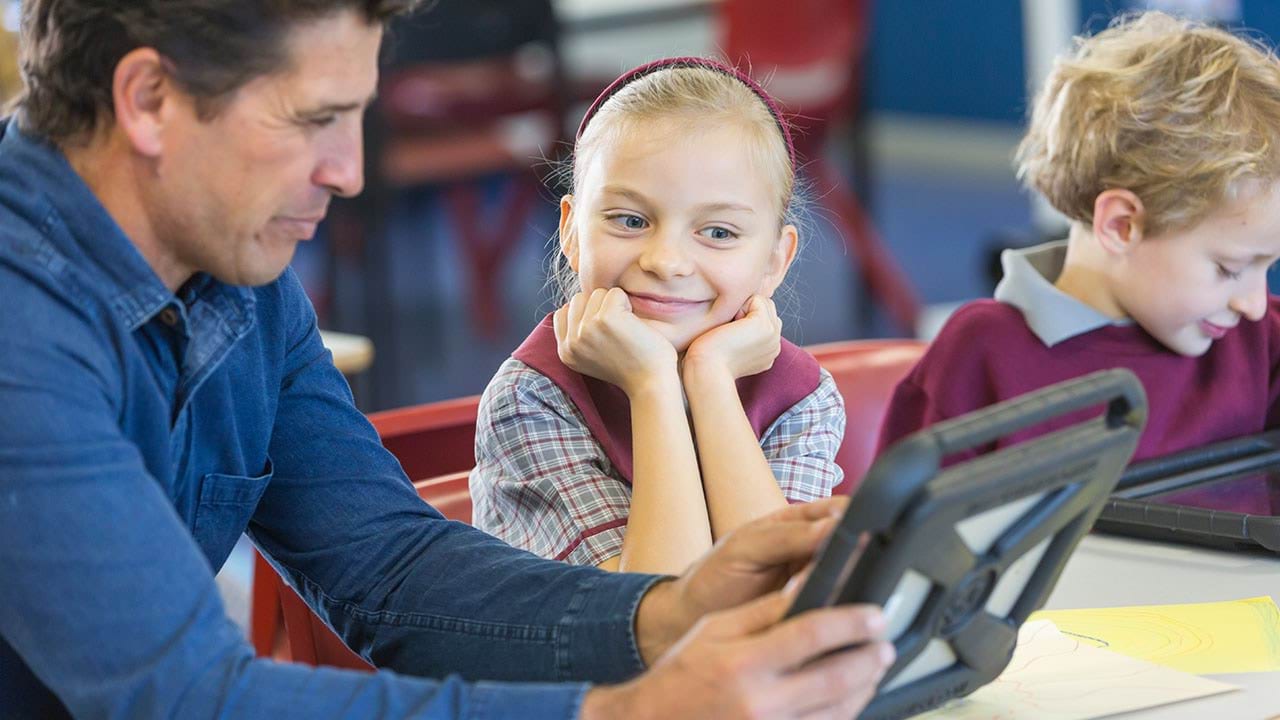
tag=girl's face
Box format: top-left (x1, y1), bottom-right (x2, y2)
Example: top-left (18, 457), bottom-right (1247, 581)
top-left (1110, 181), bottom-right (1280, 356)
top-left (560, 118), bottom-right (797, 352)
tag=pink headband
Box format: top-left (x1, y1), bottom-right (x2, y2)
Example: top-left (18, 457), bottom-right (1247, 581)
top-left (575, 56), bottom-right (797, 170)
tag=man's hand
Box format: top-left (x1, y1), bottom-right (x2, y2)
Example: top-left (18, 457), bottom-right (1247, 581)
top-left (581, 587), bottom-right (893, 719)
top-left (636, 496), bottom-right (853, 662)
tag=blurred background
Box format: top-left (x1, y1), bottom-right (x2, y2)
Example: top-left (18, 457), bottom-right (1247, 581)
top-left (0, 0), bottom-right (1269, 418)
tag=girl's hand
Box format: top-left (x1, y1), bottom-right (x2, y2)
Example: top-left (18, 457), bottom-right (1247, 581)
top-left (683, 295), bottom-right (782, 382)
top-left (554, 287), bottom-right (679, 397)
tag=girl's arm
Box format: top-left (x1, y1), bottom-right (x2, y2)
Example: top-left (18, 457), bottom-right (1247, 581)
top-left (682, 297), bottom-right (792, 539)
top-left (556, 289), bottom-right (712, 574)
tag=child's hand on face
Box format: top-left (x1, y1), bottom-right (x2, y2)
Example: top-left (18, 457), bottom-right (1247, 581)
top-left (682, 295), bottom-right (782, 383)
top-left (554, 287), bottom-right (679, 397)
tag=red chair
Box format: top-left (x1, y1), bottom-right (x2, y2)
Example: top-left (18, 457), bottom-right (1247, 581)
top-left (719, 0), bottom-right (922, 335)
top-left (810, 339), bottom-right (927, 494)
top-left (249, 395), bottom-right (481, 663)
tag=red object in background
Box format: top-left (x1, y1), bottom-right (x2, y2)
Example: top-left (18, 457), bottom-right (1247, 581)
top-left (720, 0), bottom-right (921, 334)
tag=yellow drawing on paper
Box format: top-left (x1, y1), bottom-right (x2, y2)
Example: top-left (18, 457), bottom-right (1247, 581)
top-left (1032, 595), bottom-right (1280, 674)
top-left (919, 620), bottom-right (1235, 720)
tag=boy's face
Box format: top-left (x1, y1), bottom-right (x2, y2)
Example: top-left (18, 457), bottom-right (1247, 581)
top-left (1113, 181), bottom-right (1280, 356)
top-left (561, 117), bottom-right (796, 352)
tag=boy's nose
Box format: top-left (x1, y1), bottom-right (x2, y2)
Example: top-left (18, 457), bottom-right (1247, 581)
top-left (1228, 276), bottom-right (1269, 322)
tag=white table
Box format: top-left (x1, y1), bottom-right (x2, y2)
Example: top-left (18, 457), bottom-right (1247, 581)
top-left (1045, 534), bottom-right (1280, 719)
top-left (318, 330), bottom-right (374, 376)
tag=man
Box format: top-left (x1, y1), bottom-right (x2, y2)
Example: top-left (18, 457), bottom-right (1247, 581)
top-left (0, 2), bottom-right (893, 718)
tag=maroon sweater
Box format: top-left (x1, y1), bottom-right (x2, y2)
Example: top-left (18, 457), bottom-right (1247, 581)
top-left (512, 315), bottom-right (822, 483)
top-left (878, 299), bottom-right (1280, 512)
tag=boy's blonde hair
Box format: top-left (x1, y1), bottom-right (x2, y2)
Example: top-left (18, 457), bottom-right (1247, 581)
top-left (1016, 11), bottom-right (1280, 237)
top-left (549, 62), bottom-right (803, 303)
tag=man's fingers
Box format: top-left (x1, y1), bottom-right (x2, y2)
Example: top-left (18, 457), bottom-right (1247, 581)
top-left (722, 514), bottom-right (843, 573)
top-left (706, 589), bottom-right (794, 639)
top-left (786, 641), bottom-right (894, 719)
top-left (755, 604), bottom-right (888, 672)
top-left (766, 496), bottom-right (849, 524)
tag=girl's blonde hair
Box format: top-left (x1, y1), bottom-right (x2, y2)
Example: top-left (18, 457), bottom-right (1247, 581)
top-left (548, 61), bottom-right (804, 302)
top-left (1016, 11), bottom-right (1280, 237)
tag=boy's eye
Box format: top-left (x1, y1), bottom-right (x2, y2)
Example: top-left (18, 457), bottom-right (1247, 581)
top-left (607, 214), bottom-right (648, 231)
top-left (1217, 263), bottom-right (1243, 280)
top-left (303, 115), bottom-right (337, 128)
top-left (699, 226), bottom-right (738, 242)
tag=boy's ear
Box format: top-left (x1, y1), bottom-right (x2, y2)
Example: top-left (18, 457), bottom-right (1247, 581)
top-left (1092, 189), bottom-right (1145, 256)
top-left (112, 47), bottom-right (178, 158)
top-left (758, 224), bottom-right (799, 297)
top-left (558, 194), bottom-right (579, 272)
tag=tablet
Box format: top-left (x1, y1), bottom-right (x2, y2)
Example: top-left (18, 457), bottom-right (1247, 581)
top-left (1095, 429), bottom-right (1280, 552)
top-left (787, 369), bottom-right (1147, 720)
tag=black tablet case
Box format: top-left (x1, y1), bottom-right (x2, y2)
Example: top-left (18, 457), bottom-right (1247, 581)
top-left (787, 369), bottom-right (1147, 720)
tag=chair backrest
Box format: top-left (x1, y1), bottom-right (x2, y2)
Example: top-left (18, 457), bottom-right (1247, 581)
top-left (809, 339), bottom-right (927, 495)
top-left (367, 395), bottom-right (481, 482)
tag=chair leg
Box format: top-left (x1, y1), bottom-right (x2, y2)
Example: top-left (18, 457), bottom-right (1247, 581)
top-left (814, 158), bottom-right (921, 335)
top-left (249, 551), bottom-right (287, 660)
top-left (446, 175), bottom-right (541, 338)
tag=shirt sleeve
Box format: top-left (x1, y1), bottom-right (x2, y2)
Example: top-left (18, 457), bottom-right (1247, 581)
top-left (760, 368), bottom-right (846, 502)
top-left (470, 359), bottom-right (633, 567)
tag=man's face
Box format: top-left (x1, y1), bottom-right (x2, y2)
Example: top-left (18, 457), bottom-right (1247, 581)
top-left (147, 10), bottom-right (381, 287)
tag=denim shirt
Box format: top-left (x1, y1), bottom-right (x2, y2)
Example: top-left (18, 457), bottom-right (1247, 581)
top-left (0, 119), bottom-right (661, 719)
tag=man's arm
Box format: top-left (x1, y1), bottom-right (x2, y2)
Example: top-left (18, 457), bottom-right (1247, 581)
top-left (0, 267), bottom-right (590, 719)
top-left (249, 272), bottom-right (661, 683)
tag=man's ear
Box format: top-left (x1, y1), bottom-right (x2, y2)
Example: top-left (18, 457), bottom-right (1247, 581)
top-left (559, 194), bottom-right (579, 272)
top-left (1092, 189), bottom-right (1145, 256)
top-left (758, 223), bottom-right (799, 297)
top-left (111, 47), bottom-right (180, 158)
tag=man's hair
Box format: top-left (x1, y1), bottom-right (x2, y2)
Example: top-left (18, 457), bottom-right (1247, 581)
top-left (13, 0), bottom-right (425, 144)
top-left (1016, 11), bottom-right (1280, 237)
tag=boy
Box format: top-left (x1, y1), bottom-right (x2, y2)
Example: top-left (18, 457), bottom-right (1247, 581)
top-left (880, 11), bottom-right (1280, 467)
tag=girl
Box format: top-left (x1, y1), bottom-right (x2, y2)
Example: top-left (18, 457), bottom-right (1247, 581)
top-left (469, 57), bottom-right (846, 574)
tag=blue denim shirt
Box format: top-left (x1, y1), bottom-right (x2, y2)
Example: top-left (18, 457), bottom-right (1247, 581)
top-left (0, 119), bottom-right (661, 719)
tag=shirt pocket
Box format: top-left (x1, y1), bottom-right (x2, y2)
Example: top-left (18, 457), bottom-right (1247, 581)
top-left (193, 459), bottom-right (273, 570)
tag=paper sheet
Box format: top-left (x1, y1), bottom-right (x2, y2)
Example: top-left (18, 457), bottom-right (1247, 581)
top-left (1032, 595), bottom-right (1280, 674)
top-left (917, 620), bottom-right (1235, 720)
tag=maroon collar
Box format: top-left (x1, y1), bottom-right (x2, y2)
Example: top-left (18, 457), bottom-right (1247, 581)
top-left (513, 314), bottom-right (821, 482)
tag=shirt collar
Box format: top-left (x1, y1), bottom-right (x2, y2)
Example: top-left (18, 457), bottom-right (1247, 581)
top-left (993, 239), bottom-right (1129, 346)
top-left (0, 119), bottom-right (251, 331)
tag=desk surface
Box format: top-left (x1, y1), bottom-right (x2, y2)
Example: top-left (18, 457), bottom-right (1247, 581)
top-left (1046, 534), bottom-right (1280, 719)
top-left (318, 330), bottom-right (374, 376)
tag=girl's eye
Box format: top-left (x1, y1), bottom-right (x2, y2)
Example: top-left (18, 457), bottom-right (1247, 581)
top-left (700, 226), bottom-right (738, 242)
top-left (607, 214), bottom-right (648, 231)
top-left (1217, 263), bottom-right (1242, 281)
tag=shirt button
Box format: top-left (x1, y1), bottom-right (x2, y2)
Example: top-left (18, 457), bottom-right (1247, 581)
top-left (158, 307), bottom-right (179, 327)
